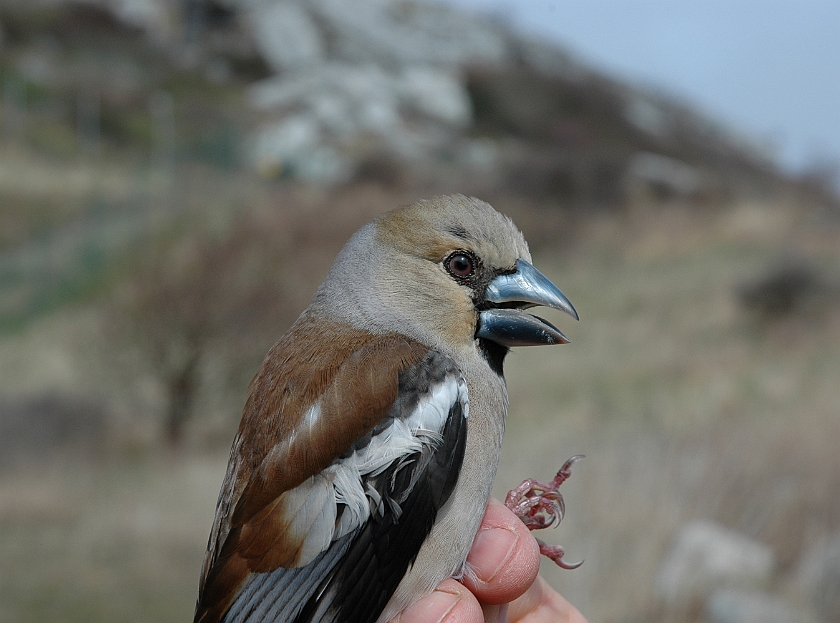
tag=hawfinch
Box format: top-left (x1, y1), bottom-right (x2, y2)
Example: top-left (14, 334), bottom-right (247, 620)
top-left (194, 195), bottom-right (578, 623)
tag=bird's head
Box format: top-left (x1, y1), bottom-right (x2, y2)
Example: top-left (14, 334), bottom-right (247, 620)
top-left (312, 195), bottom-right (577, 369)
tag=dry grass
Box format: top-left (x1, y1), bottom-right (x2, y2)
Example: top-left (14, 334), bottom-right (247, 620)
top-left (0, 195), bottom-right (838, 623)
top-left (0, 454), bottom-right (227, 623)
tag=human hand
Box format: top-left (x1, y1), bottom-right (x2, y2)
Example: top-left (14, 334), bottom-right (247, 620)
top-left (390, 498), bottom-right (587, 623)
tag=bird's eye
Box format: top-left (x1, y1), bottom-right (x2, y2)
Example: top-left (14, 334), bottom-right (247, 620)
top-left (446, 252), bottom-right (474, 278)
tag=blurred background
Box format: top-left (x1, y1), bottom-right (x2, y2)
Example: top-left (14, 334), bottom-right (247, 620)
top-left (0, 0), bottom-right (838, 622)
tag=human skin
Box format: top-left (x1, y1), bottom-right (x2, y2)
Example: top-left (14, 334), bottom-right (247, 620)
top-left (390, 499), bottom-right (588, 623)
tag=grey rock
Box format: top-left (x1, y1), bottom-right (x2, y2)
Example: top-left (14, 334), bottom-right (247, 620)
top-left (250, 114), bottom-right (321, 167)
top-left (247, 0), bottom-right (324, 72)
top-left (396, 66), bottom-right (472, 127)
top-left (291, 145), bottom-right (353, 185)
top-left (309, 0), bottom-right (509, 68)
top-left (655, 521), bottom-right (775, 609)
top-left (249, 63), bottom-right (398, 124)
top-left (707, 589), bottom-right (819, 623)
top-left (111, 0), bottom-right (172, 42)
top-left (248, 113), bottom-right (353, 184)
top-left (248, 62), bottom-right (401, 144)
top-left (246, 59), bottom-right (472, 179)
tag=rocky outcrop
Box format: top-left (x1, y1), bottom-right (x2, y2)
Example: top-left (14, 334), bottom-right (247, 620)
top-left (239, 0), bottom-right (513, 182)
top-left (0, 0), bottom-right (783, 193)
top-left (655, 521), bottom-right (835, 623)
top-left (655, 521), bottom-right (776, 611)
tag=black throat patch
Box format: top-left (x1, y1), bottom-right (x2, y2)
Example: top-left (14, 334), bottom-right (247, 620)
top-left (478, 338), bottom-right (508, 377)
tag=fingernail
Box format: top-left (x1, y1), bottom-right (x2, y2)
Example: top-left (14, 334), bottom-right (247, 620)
top-left (399, 588), bottom-right (461, 623)
top-left (469, 527), bottom-right (519, 582)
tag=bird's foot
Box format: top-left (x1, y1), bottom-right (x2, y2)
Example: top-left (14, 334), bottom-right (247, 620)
top-left (505, 455), bottom-right (584, 569)
top-left (536, 539), bottom-right (583, 570)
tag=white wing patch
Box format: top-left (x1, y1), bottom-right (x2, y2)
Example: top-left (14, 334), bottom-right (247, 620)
top-left (278, 474), bottom-right (337, 566)
top-left (282, 372), bottom-right (468, 567)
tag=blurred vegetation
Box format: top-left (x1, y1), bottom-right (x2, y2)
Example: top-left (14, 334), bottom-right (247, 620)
top-left (1, 2), bottom-right (839, 623)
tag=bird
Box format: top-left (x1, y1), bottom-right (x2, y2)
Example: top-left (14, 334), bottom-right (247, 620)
top-left (194, 194), bottom-right (578, 623)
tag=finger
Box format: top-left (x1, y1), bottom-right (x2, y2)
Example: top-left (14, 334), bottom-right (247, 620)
top-left (461, 498), bottom-right (541, 605)
top-left (391, 578), bottom-right (484, 623)
top-left (480, 603), bottom-right (508, 623)
top-left (507, 575), bottom-right (588, 623)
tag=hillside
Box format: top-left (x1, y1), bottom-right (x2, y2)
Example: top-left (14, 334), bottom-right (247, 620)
top-left (2, 0), bottom-right (829, 333)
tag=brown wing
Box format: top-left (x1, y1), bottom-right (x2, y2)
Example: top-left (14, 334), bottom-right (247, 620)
top-left (194, 314), bottom-right (429, 623)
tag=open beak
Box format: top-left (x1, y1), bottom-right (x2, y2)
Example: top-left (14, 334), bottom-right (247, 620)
top-left (476, 259), bottom-right (578, 347)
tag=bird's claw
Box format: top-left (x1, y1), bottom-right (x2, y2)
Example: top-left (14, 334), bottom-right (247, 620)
top-left (506, 455), bottom-right (584, 569)
top-left (536, 539), bottom-right (584, 570)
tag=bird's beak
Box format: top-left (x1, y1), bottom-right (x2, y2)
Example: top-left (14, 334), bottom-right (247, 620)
top-left (476, 259), bottom-right (578, 347)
